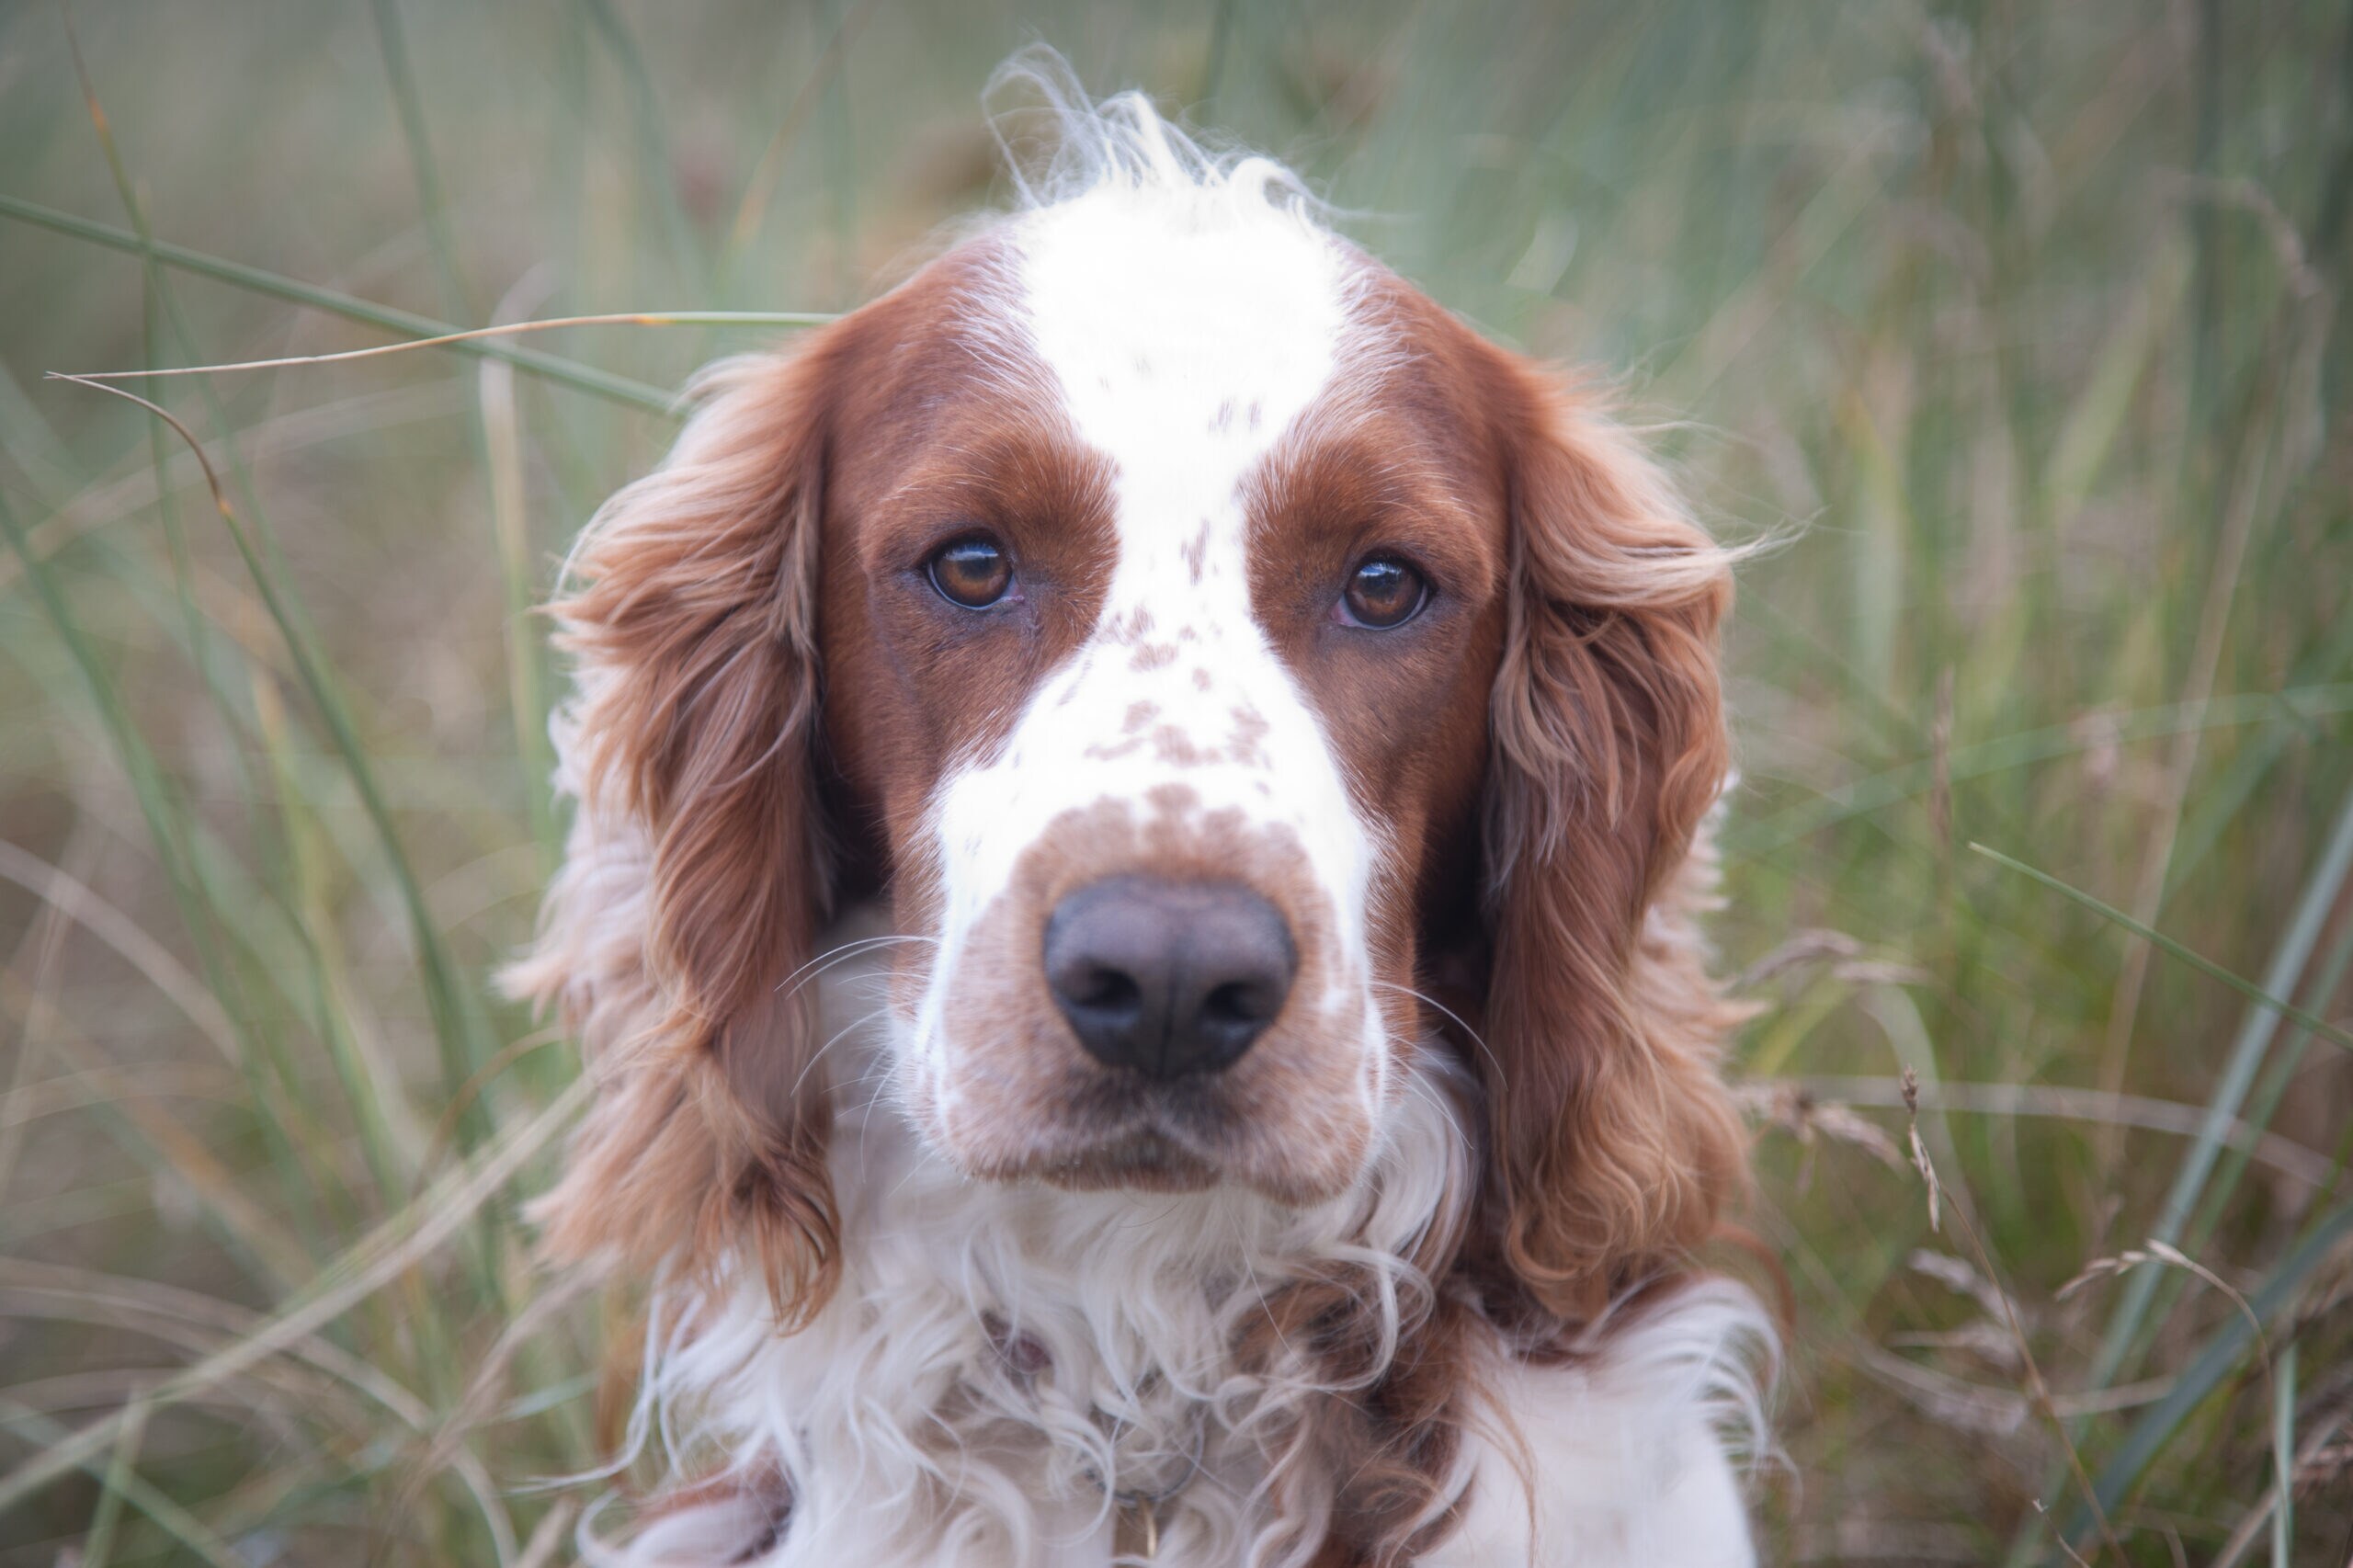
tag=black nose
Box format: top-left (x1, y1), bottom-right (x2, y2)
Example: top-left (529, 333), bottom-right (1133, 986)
top-left (1042, 877), bottom-right (1297, 1078)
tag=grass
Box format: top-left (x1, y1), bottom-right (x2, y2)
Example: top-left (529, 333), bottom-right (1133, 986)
top-left (1, 0), bottom-right (2349, 1562)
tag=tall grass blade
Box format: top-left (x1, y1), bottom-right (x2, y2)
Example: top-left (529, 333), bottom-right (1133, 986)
top-left (75, 1393), bottom-right (146, 1568)
top-left (45, 374), bottom-right (504, 1155)
top-left (0, 1073), bottom-right (590, 1517)
top-left (0, 194), bottom-right (676, 412)
top-left (2270, 1339), bottom-right (2295, 1568)
top-left (581, 0), bottom-right (703, 286)
top-left (369, 0), bottom-right (473, 323)
top-left (2085, 1200), bottom-right (2353, 1521)
top-left (1733, 687), bottom-right (2353, 857)
top-left (0, 491), bottom-right (256, 1071)
top-left (0, 1398), bottom-right (247, 1568)
top-left (1967, 840), bottom-right (2353, 1057)
top-left (53, 312), bottom-right (834, 384)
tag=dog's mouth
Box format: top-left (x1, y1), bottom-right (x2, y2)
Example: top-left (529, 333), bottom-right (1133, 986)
top-left (925, 1062), bottom-right (1276, 1195)
top-left (933, 1074), bottom-right (1365, 1206)
top-left (1021, 1071), bottom-right (1242, 1191)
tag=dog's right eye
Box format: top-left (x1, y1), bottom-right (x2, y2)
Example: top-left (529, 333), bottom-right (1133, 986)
top-left (1338, 554), bottom-right (1429, 630)
top-left (927, 537), bottom-right (1015, 608)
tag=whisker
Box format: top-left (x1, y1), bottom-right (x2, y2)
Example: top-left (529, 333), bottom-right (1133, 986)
top-left (778, 930), bottom-right (939, 987)
top-left (787, 999), bottom-right (898, 1101)
top-left (884, 1145), bottom-right (937, 1201)
top-left (1237, 1244), bottom-right (1297, 1369)
top-left (1393, 1065), bottom-right (1469, 1149)
top-left (849, 1050), bottom-right (907, 1133)
top-left (1371, 979), bottom-right (1506, 1094)
top-left (772, 932), bottom-right (940, 1003)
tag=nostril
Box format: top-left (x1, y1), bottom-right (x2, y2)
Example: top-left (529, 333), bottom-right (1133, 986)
top-left (1201, 980), bottom-right (1276, 1027)
top-left (1066, 965), bottom-right (1142, 1017)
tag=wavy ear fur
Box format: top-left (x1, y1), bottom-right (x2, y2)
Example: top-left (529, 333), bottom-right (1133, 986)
top-left (1477, 361), bottom-right (1748, 1326)
top-left (508, 342), bottom-right (841, 1325)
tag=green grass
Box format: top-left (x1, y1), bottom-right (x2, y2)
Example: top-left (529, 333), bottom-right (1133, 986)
top-left (2, 2), bottom-right (2349, 1562)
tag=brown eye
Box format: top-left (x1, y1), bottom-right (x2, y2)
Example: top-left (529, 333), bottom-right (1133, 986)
top-left (928, 537), bottom-right (1014, 608)
top-left (1341, 555), bottom-right (1427, 629)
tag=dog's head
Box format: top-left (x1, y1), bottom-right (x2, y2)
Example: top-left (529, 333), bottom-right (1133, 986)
top-left (514, 88), bottom-right (1744, 1329)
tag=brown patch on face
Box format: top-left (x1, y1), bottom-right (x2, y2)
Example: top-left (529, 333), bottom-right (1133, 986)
top-left (818, 243), bottom-right (1123, 891)
top-left (538, 259), bottom-right (1115, 1328)
top-left (796, 239), bottom-right (1149, 1157)
top-left (922, 793), bottom-right (1372, 1205)
top-left (1150, 725), bottom-right (1208, 767)
top-left (1144, 703), bottom-right (1273, 770)
top-left (1182, 519), bottom-right (1211, 582)
top-left (1238, 269), bottom-right (1512, 1127)
top-left (1101, 604), bottom-right (1155, 644)
top-left (1245, 257), bottom-right (1747, 1344)
top-left (1081, 703), bottom-right (1165, 762)
top-left (1229, 702), bottom-right (1269, 758)
top-left (1130, 641), bottom-right (1178, 670)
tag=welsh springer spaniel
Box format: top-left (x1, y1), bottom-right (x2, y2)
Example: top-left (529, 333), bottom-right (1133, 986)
top-left (513, 65), bottom-right (1771, 1568)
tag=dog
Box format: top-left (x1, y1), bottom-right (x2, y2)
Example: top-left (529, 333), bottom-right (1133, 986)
top-left (511, 62), bottom-right (1771, 1568)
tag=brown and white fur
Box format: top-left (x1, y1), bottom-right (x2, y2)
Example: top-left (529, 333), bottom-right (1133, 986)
top-left (511, 62), bottom-right (1772, 1568)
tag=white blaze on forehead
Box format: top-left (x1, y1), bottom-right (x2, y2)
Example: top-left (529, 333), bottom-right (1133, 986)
top-left (1015, 176), bottom-right (1348, 475)
top-left (915, 167), bottom-right (1389, 1117)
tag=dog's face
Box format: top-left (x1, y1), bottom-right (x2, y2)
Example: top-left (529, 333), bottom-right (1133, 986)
top-left (520, 142), bottom-right (1745, 1327)
top-left (815, 187), bottom-right (1506, 1204)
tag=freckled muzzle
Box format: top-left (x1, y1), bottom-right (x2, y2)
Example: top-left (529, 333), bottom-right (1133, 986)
top-left (915, 791), bottom-right (1379, 1205)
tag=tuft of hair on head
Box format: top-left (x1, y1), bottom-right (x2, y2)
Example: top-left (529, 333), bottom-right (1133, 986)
top-left (983, 44), bottom-right (1324, 225)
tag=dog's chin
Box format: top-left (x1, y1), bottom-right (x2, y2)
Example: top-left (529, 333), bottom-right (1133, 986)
top-left (1033, 1131), bottom-right (1221, 1193)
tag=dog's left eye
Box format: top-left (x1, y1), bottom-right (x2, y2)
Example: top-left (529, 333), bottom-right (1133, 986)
top-left (928, 537), bottom-right (1015, 608)
top-left (1338, 555), bottom-right (1428, 630)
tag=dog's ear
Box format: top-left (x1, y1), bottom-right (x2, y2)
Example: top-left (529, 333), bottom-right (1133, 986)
top-left (1474, 358), bottom-right (1748, 1324)
top-left (509, 337), bottom-right (843, 1326)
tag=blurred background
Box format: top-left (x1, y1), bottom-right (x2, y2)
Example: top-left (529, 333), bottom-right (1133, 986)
top-left (2, 2), bottom-right (2349, 1562)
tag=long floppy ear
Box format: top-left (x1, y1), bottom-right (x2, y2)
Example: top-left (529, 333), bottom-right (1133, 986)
top-left (1477, 359), bottom-right (1748, 1325)
top-left (508, 341), bottom-right (841, 1325)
